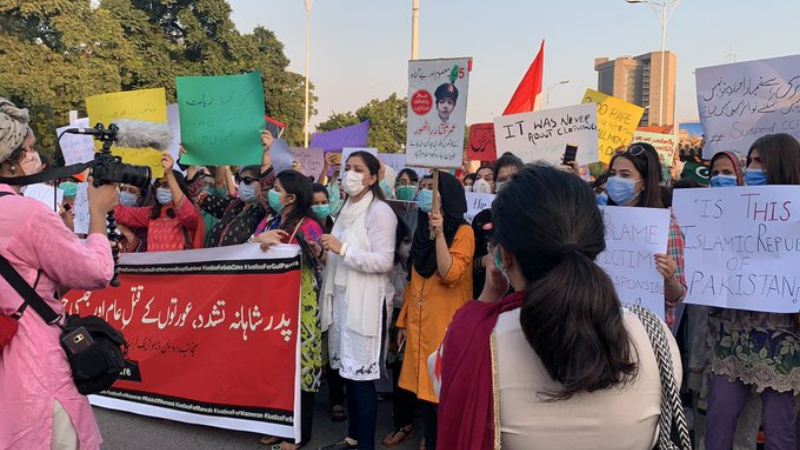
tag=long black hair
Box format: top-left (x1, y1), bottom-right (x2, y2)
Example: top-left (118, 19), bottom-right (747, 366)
top-left (312, 182), bottom-right (335, 232)
top-left (397, 168), bottom-right (420, 185)
top-left (150, 170), bottom-right (193, 220)
top-left (346, 151), bottom-right (385, 202)
top-left (748, 133), bottom-right (800, 185)
top-left (608, 142), bottom-right (665, 208)
top-left (275, 170), bottom-right (319, 230)
top-left (492, 164), bottom-right (638, 400)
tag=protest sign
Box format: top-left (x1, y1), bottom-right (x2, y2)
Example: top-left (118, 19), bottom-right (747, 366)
top-left (673, 186), bottom-right (800, 313)
top-left (86, 88), bottom-right (168, 178)
top-left (466, 123), bottom-right (497, 162)
top-left (493, 104), bottom-right (598, 165)
top-left (595, 206), bottom-right (670, 319)
top-left (342, 147), bottom-right (378, 165)
top-left (73, 183), bottom-right (90, 235)
top-left (23, 184), bottom-right (63, 214)
top-left (271, 139), bottom-right (295, 174)
top-left (377, 153), bottom-right (429, 178)
top-left (310, 121), bottom-right (370, 154)
top-left (465, 193), bottom-right (495, 224)
top-left (176, 72), bottom-right (266, 167)
top-left (406, 58), bottom-right (470, 169)
top-left (57, 118), bottom-right (95, 166)
top-left (582, 89), bottom-right (645, 163)
top-left (62, 245), bottom-right (303, 440)
top-left (167, 104), bottom-right (182, 164)
top-left (291, 147), bottom-right (325, 179)
top-left (633, 130), bottom-right (678, 168)
top-left (696, 54), bottom-right (800, 158)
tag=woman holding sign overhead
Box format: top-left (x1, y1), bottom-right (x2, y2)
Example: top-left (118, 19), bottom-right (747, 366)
top-left (705, 134), bottom-right (800, 450)
top-left (606, 143), bottom-right (687, 329)
top-left (318, 151), bottom-right (397, 450)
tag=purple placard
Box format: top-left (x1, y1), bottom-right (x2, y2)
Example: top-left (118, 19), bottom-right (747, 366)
top-left (310, 120), bottom-right (370, 154)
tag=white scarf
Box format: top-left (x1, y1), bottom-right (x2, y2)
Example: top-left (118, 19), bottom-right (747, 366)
top-left (320, 191), bottom-right (385, 337)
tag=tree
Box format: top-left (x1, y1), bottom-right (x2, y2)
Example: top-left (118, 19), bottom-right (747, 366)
top-left (316, 94), bottom-right (407, 154)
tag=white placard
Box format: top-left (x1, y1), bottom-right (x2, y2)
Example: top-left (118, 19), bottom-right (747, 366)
top-left (23, 184), bottom-right (64, 214)
top-left (73, 183), bottom-right (90, 235)
top-left (465, 193), bottom-right (495, 224)
top-left (56, 118), bottom-right (95, 166)
top-left (342, 147), bottom-right (378, 166)
top-left (596, 206), bottom-right (671, 319)
top-left (493, 104), bottom-right (599, 165)
top-left (377, 153), bottom-right (407, 176)
top-left (406, 58), bottom-right (470, 169)
top-left (291, 147), bottom-right (325, 179)
top-left (673, 186), bottom-right (800, 313)
top-left (696, 54), bottom-right (800, 158)
top-left (167, 103), bottom-right (182, 164)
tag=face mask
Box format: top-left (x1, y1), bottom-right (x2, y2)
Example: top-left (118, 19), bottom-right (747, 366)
top-left (267, 189), bottom-right (284, 213)
top-left (418, 188), bottom-right (433, 213)
top-left (473, 178), bottom-right (492, 194)
top-left (494, 246), bottom-right (510, 285)
top-left (596, 192), bottom-right (608, 206)
top-left (156, 187), bottom-right (173, 206)
top-left (120, 191), bottom-right (139, 207)
top-left (464, 185), bottom-right (473, 193)
top-left (495, 181), bottom-right (508, 193)
top-left (745, 170), bottom-right (768, 186)
top-left (60, 182), bottom-right (78, 199)
top-left (312, 204), bottom-right (331, 220)
top-left (606, 176), bottom-right (641, 206)
top-left (380, 179), bottom-right (394, 199)
top-left (18, 151), bottom-right (43, 175)
top-left (710, 174), bottom-right (738, 188)
top-left (396, 186), bottom-right (417, 201)
top-left (239, 181), bottom-right (257, 203)
top-left (342, 170), bottom-right (366, 197)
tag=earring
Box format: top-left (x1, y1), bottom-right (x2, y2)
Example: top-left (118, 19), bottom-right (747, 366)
top-left (10, 165), bottom-right (15, 173)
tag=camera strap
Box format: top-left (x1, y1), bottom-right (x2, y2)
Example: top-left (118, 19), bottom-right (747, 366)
top-left (0, 160), bottom-right (96, 186)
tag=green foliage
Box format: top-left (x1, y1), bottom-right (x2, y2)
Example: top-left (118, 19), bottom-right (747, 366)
top-left (0, 0), bottom-right (314, 160)
top-left (316, 93), bottom-right (407, 154)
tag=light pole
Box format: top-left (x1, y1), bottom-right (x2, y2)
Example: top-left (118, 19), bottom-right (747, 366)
top-left (547, 80), bottom-right (570, 106)
top-left (411, 0), bottom-right (419, 60)
top-left (303, 0), bottom-right (313, 148)
top-left (625, 0), bottom-right (683, 126)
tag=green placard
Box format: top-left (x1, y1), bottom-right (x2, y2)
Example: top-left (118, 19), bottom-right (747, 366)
top-left (177, 72), bottom-right (266, 166)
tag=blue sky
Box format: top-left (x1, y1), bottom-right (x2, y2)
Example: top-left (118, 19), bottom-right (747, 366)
top-left (228, 0), bottom-right (798, 129)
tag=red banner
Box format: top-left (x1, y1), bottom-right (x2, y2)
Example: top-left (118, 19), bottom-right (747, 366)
top-left (62, 245), bottom-right (302, 439)
top-left (467, 123), bottom-right (497, 162)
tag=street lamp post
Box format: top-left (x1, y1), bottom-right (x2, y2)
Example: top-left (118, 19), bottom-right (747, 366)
top-left (303, 0), bottom-right (313, 148)
top-left (547, 80), bottom-right (570, 106)
top-left (625, 0), bottom-right (683, 126)
top-left (411, 0), bottom-right (419, 60)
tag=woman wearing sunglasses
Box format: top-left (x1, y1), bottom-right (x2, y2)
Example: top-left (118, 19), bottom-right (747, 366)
top-left (606, 143), bottom-right (687, 329)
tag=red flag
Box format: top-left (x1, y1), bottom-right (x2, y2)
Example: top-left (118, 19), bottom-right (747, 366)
top-left (503, 40), bottom-right (545, 116)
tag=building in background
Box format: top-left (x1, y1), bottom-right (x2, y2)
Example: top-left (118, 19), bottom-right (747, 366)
top-left (594, 52), bottom-right (677, 127)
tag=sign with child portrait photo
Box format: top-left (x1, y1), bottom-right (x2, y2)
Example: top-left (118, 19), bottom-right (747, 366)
top-left (406, 58), bottom-right (471, 169)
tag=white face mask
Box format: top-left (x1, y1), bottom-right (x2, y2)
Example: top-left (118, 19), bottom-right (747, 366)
top-left (342, 170), bottom-right (366, 196)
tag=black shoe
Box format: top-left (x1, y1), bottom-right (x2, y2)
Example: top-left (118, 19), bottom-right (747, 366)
top-left (319, 437), bottom-right (358, 450)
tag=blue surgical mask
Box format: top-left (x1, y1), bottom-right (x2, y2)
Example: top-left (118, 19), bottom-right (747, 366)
top-left (156, 187), bottom-right (173, 206)
top-left (596, 192), bottom-right (608, 206)
top-left (60, 182), bottom-right (78, 199)
top-left (606, 176), bottom-right (641, 206)
top-left (380, 179), bottom-right (394, 199)
top-left (745, 170), bottom-right (768, 186)
top-left (120, 191), bottom-right (139, 207)
top-left (396, 186), bottom-right (417, 201)
top-left (710, 174), bottom-right (738, 188)
top-left (267, 189), bottom-right (284, 213)
top-left (312, 204), bottom-right (331, 220)
top-left (239, 181), bottom-right (257, 203)
top-left (418, 189), bottom-right (433, 213)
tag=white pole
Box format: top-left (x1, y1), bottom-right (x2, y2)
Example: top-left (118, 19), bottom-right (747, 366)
top-left (411, 0), bottom-right (419, 60)
top-left (658, 2), bottom-right (667, 126)
top-left (303, 0), bottom-right (313, 148)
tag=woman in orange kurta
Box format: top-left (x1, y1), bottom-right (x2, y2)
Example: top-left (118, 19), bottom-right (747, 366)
top-left (394, 171), bottom-right (474, 450)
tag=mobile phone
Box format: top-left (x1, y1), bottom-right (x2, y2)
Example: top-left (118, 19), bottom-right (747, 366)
top-left (563, 144), bottom-right (578, 165)
top-left (61, 326), bottom-right (95, 356)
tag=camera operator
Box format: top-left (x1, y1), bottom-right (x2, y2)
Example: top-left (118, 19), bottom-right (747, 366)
top-left (0, 98), bottom-right (118, 450)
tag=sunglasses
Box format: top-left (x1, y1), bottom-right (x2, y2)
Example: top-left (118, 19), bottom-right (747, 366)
top-left (626, 145), bottom-right (647, 157)
top-left (235, 176), bottom-right (259, 185)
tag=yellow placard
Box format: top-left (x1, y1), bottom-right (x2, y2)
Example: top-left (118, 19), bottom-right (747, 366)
top-left (582, 89), bottom-right (645, 163)
top-left (86, 88), bottom-right (168, 178)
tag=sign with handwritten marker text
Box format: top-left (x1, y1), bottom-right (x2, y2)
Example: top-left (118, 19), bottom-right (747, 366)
top-left (696, 54), bottom-right (800, 158)
top-left (595, 206), bottom-right (670, 320)
top-left (62, 245), bottom-right (303, 440)
top-left (72, 183), bottom-right (90, 235)
top-left (291, 147), bottom-right (325, 179)
top-left (582, 89), bottom-right (645, 163)
top-left (177, 72), bottom-right (266, 167)
top-left (57, 118), bottom-right (95, 166)
top-left (465, 192), bottom-right (495, 224)
top-left (633, 131), bottom-right (679, 168)
top-left (406, 58), bottom-right (470, 169)
top-left (674, 186), bottom-right (800, 313)
top-left (493, 104), bottom-right (598, 165)
top-left (86, 88), bottom-right (168, 178)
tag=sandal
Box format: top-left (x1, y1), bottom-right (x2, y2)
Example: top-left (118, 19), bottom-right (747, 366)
top-left (331, 404), bottom-right (347, 422)
top-left (259, 436), bottom-right (282, 446)
top-left (383, 426), bottom-right (415, 448)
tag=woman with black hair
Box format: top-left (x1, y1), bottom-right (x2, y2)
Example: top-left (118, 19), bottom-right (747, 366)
top-left (395, 168), bottom-right (420, 202)
top-left (437, 164), bottom-right (680, 449)
top-left (115, 153), bottom-right (203, 252)
top-left (606, 143), bottom-right (687, 329)
top-left (312, 182), bottom-right (335, 233)
top-left (318, 151), bottom-right (397, 450)
top-left (394, 171), bottom-right (474, 450)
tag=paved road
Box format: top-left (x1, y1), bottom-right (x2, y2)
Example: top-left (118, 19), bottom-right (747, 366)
top-left (95, 390), bottom-right (422, 450)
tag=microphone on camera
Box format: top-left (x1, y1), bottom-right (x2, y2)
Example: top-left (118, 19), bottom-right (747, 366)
top-left (64, 120), bottom-right (174, 151)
